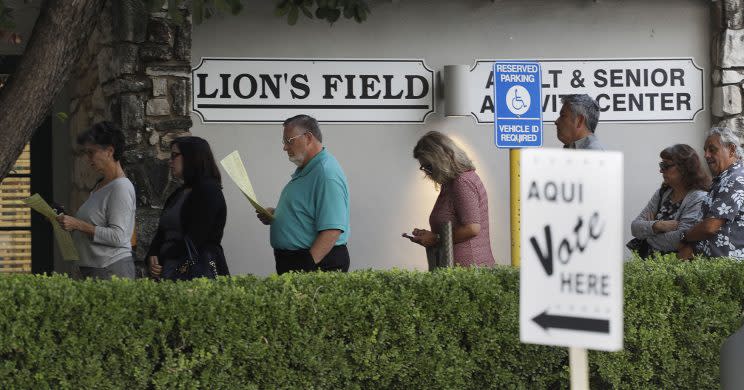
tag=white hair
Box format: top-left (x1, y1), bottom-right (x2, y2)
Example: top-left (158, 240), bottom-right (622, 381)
top-left (708, 127), bottom-right (744, 159)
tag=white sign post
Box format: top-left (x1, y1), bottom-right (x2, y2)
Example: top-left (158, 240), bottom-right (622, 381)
top-left (519, 148), bottom-right (624, 388)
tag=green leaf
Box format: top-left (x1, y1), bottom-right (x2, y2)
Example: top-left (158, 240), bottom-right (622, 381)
top-left (275, 0), bottom-right (291, 17)
top-left (343, 5), bottom-right (353, 19)
top-left (229, 0), bottom-right (243, 15)
top-left (327, 8), bottom-right (340, 23)
top-left (55, 112), bottom-right (68, 123)
top-left (299, 4), bottom-right (313, 19)
top-left (167, 0), bottom-right (183, 24)
top-left (288, 6), bottom-right (299, 25)
top-left (315, 7), bottom-right (327, 19)
top-left (214, 0), bottom-right (232, 14)
top-left (192, 0), bottom-right (204, 24)
top-left (145, 0), bottom-right (163, 12)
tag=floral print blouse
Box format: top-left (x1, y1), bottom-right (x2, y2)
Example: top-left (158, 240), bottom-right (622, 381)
top-left (697, 162), bottom-right (744, 259)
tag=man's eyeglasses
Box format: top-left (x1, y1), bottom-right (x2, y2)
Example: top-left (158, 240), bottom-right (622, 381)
top-left (83, 147), bottom-right (100, 157)
top-left (659, 162), bottom-right (676, 171)
top-left (419, 164), bottom-right (433, 174)
top-left (283, 132), bottom-right (308, 146)
top-left (170, 152), bottom-right (182, 160)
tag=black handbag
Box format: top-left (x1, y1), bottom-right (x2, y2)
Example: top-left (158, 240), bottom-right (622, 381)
top-left (177, 236), bottom-right (218, 279)
top-left (626, 237), bottom-right (654, 258)
top-left (627, 186), bottom-right (667, 259)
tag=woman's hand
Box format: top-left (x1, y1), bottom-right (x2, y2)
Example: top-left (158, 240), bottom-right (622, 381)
top-left (56, 215), bottom-right (80, 232)
top-left (403, 228), bottom-right (439, 247)
top-left (56, 215), bottom-right (95, 237)
top-left (148, 256), bottom-right (162, 279)
top-left (677, 243), bottom-right (694, 260)
top-left (652, 220), bottom-right (679, 233)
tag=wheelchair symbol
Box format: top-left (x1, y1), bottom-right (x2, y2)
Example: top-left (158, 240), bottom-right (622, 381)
top-left (505, 85), bottom-right (531, 116)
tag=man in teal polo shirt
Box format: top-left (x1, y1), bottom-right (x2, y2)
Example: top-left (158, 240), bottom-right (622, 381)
top-left (257, 114), bottom-right (350, 274)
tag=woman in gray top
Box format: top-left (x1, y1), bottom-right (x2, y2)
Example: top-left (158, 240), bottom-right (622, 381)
top-left (57, 122), bottom-right (136, 279)
top-left (630, 144), bottom-right (710, 256)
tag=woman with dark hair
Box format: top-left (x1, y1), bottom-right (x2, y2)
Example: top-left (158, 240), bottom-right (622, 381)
top-left (629, 144), bottom-right (711, 256)
top-left (403, 131), bottom-right (495, 267)
top-left (146, 136), bottom-right (229, 280)
top-left (56, 121), bottom-right (136, 279)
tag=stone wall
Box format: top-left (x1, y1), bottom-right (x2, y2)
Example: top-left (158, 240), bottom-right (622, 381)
top-left (712, 0), bottom-right (744, 133)
top-left (67, 0), bottom-right (192, 272)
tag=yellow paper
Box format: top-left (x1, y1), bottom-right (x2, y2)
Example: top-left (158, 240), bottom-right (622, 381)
top-left (220, 151), bottom-right (274, 220)
top-left (22, 194), bottom-right (80, 261)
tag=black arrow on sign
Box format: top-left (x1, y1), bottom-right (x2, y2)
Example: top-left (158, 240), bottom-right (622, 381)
top-left (532, 311), bottom-right (610, 334)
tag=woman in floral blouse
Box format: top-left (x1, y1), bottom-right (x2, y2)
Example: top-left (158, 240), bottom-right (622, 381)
top-left (630, 144), bottom-right (710, 256)
top-left (679, 127), bottom-right (744, 259)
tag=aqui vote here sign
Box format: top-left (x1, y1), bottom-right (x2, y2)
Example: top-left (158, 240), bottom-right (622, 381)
top-left (519, 148), bottom-right (624, 351)
top-left (493, 61), bottom-right (543, 148)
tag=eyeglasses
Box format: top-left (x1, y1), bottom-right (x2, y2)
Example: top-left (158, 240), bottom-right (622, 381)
top-left (659, 162), bottom-right (676, 171)
top-left (282, 132), bottom-right (308, 146)
top-left (170, 152), bottom-right (182, 160)
top-left (419, 164), bottom-right (433, 174)
top-left (83, 148), bottom-right (100, 157)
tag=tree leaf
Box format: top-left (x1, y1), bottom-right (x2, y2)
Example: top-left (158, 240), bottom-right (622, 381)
top-left (299, 4), bottom-right (313, 19)
top-left (343, 5), bottom-right (353, 19)
top-left (146, 0), bottom-right (163, 12)
top-left (315, 7), bottom-right (327, 19)
top-left (167, 0), bottom-right (183, 24)
top-left (228, 0), bottom-right (243, 15)
top-left (213, 0), bottom-right (232, 15)
top-left (288, 6), bottom-right (299, 25)
top-left (275, 0), bottom-right (291, 17)
top-left (192, 0), bottom-right (204, 24)
top-left (327, 8), bottom-right (340, 23)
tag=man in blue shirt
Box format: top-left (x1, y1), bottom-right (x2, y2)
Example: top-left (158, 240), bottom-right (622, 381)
top-left (257, 114), bottom-right (351, 274)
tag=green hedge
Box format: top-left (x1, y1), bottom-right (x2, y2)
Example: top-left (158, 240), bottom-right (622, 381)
top-left (0, 256), bottom-right (742, 389)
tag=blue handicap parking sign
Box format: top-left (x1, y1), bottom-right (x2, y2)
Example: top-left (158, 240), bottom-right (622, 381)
top-left (493, 61), bottom-right (543, 148)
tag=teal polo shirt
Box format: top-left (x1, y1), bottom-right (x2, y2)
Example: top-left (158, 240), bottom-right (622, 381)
top-left (270, 148), bottom-right (350, 250)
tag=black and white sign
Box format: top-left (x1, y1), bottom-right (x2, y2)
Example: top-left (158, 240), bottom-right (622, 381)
top-left (192, 58), bottom-right (434, 123)
top-left (446, 58), bottom-right (704, 123)
top-left (520, 149), bottom-right (623, 351)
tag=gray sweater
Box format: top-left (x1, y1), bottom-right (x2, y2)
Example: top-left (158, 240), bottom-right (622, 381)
top-left (630, 188), bottom-right (707, 252)
top-left (563, 134), bottom-right (605, 150)
top-left (72, 178), bottom-right (136, 268)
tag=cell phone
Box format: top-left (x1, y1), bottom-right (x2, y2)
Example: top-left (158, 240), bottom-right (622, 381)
top-left (50, 202), bottom-right (66, 215)
top-left (402, 233), bottom-right (415, 239)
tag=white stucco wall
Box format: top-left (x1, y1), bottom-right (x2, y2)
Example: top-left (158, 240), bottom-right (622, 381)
top-left (191, 0), bottom-right (710, 276)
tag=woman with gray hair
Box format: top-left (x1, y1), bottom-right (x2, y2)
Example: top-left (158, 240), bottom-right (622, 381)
top-left (678, 127), bottom-right (744, 259)
top-left (403, 131), bottom-right (495, 267)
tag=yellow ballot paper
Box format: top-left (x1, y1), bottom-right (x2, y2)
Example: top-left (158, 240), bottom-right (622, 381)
top-left (220, 151), bottom-right (274, 220)
top-left (22, 194), bottom-right (79, 261)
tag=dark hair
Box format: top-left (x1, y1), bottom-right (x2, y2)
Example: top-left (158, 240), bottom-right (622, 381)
top-left (170, 136), bottom-right (222, 186)
top-left (283, 114), bottom-right (322, 143)
top-left (660, 144), bottom-right (711, 191)
top-left (76, 121), bottom-right (125, 161)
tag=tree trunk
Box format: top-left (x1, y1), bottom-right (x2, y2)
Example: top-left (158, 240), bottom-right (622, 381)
top-left (0, 0), bottom-right (106, 181)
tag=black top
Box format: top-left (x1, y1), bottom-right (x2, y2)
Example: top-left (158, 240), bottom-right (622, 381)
top-left (146, 178), bottom-right (229, 276)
